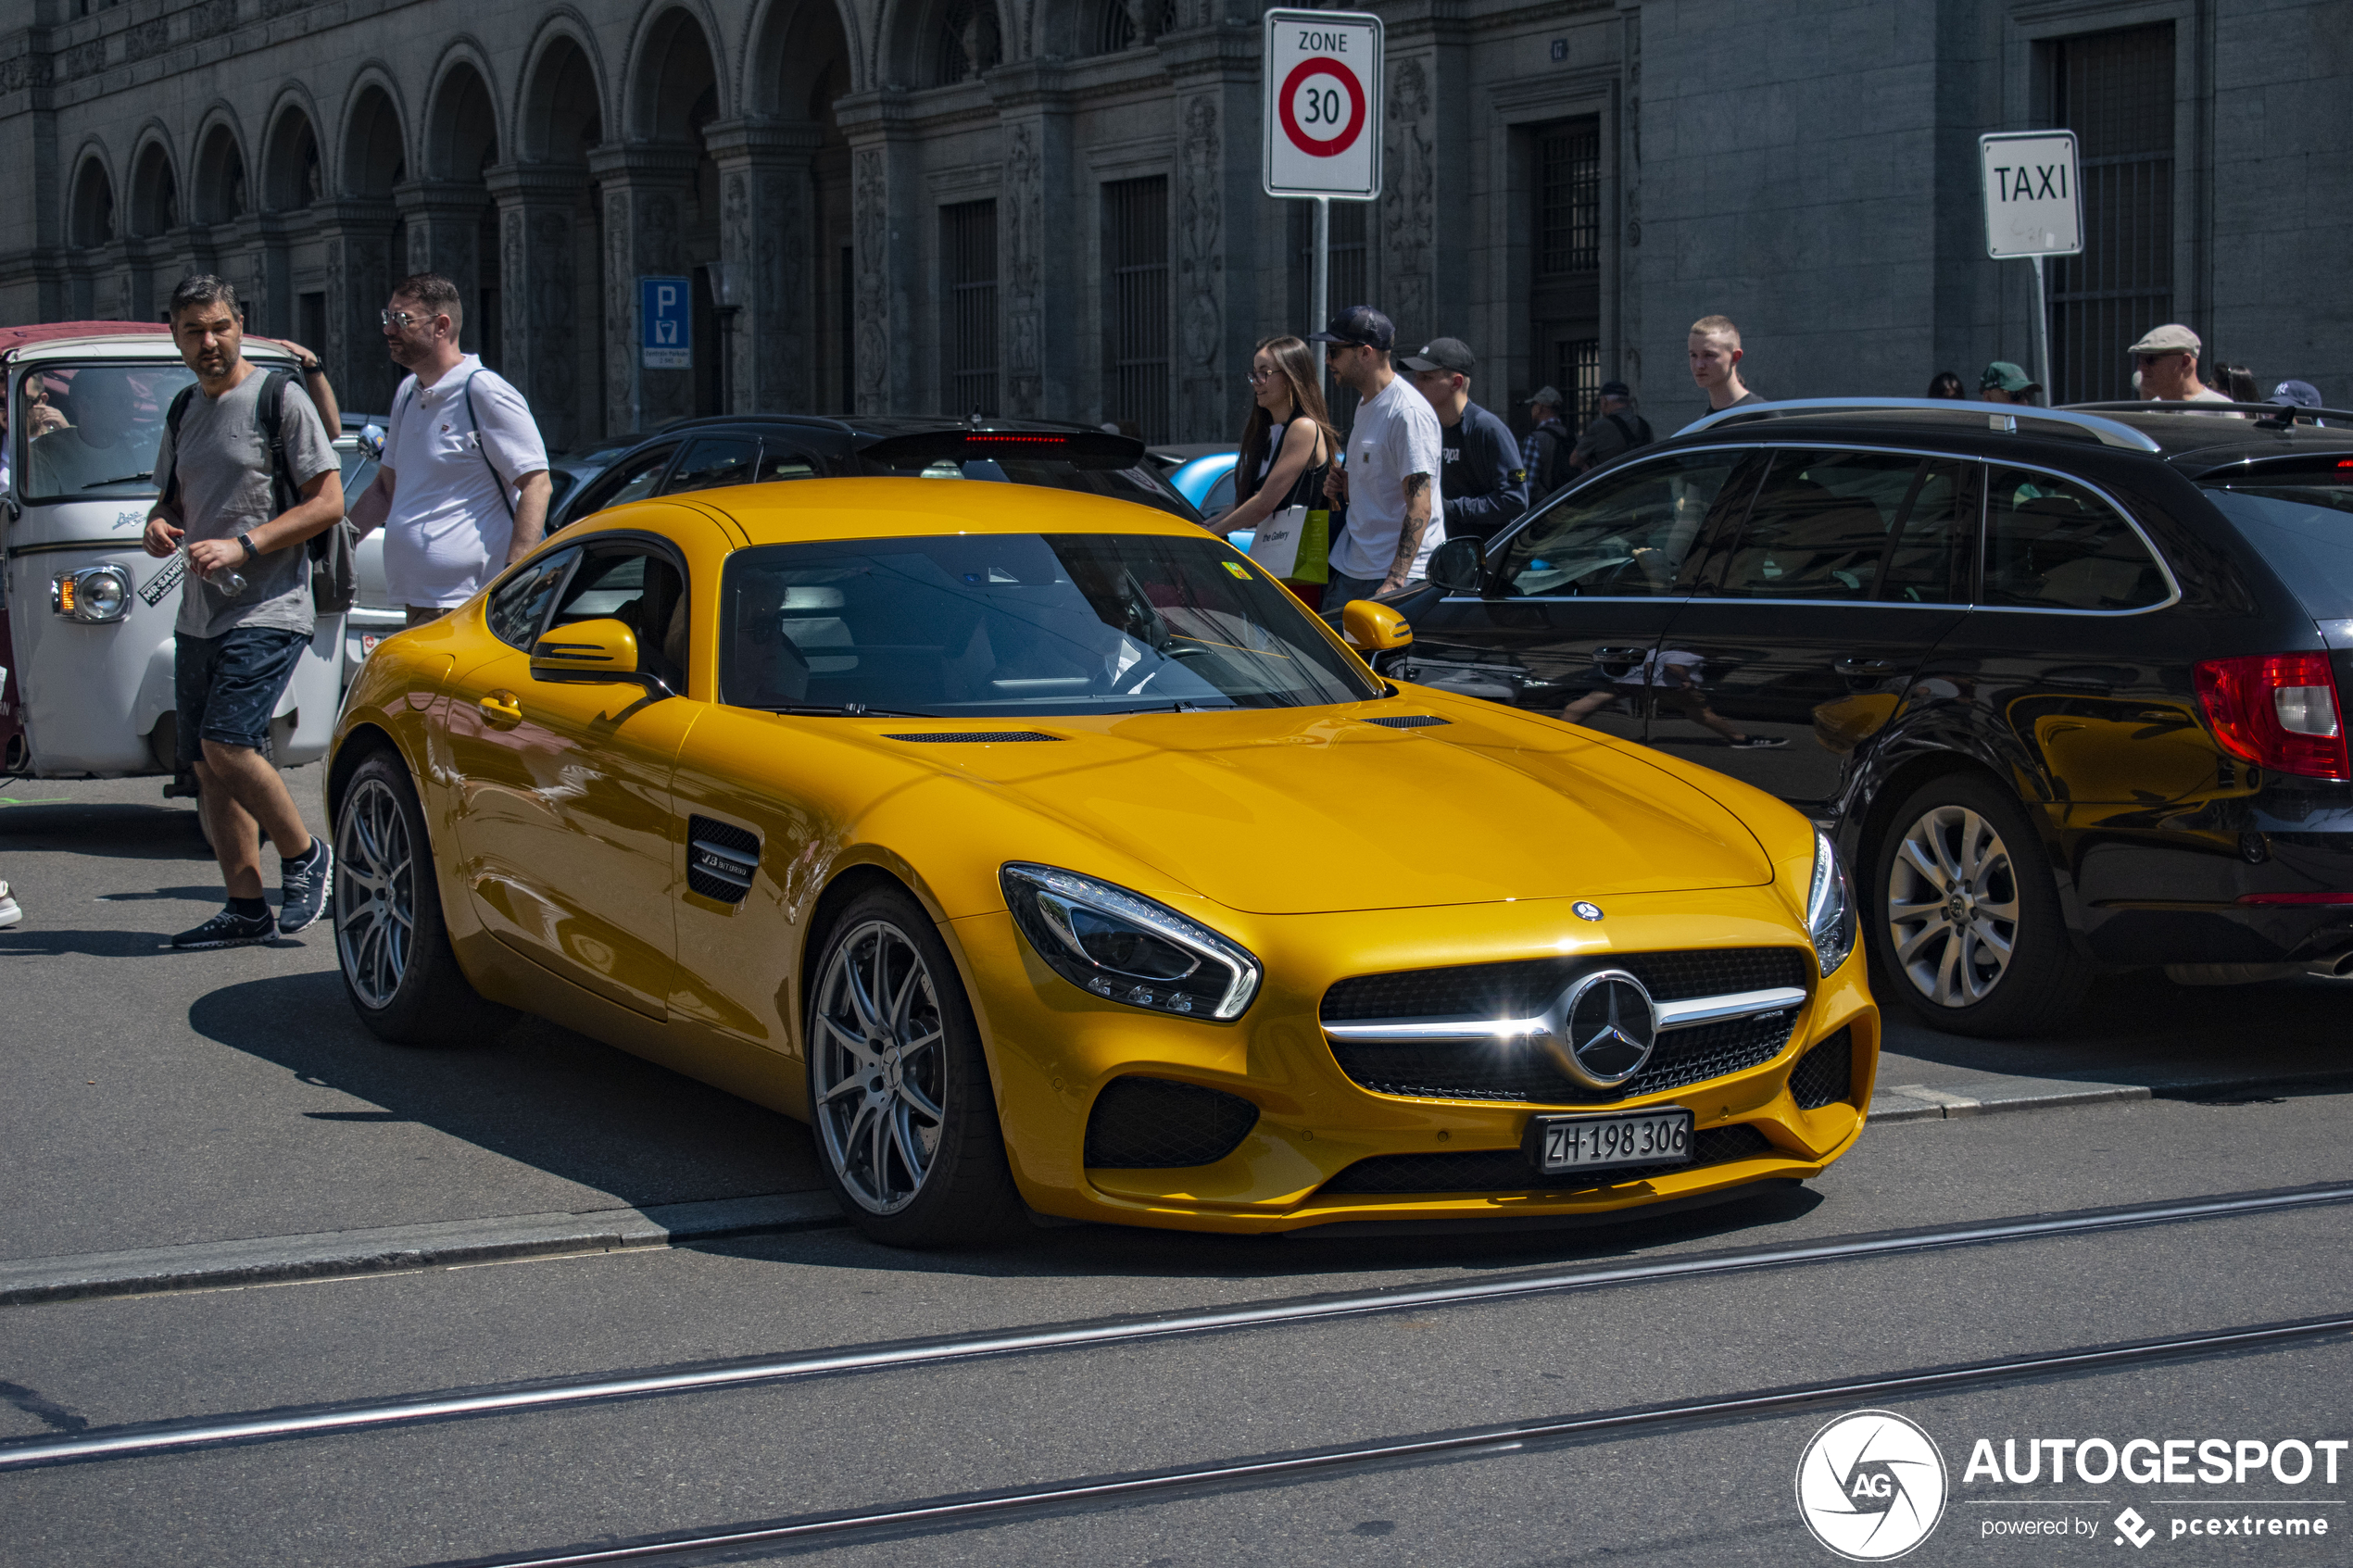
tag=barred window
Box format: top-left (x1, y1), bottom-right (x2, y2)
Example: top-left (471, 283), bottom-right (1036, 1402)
top-left (1102, 177), bottom-right (1170, 442)
top-left (2047, 24), bottom-right (2175, 404)
top-left (940, 200), bottom-right (1000, 417)
top-left (1537, 120), bottom-right (1600, 275)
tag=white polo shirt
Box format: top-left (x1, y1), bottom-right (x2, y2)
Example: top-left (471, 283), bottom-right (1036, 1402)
top-left (382, 356), bottom-right (548, 608)
top-left (1332, 374), bottom-right (1447, 581)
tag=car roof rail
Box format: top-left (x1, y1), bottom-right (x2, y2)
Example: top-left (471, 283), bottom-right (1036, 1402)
top-left (1676, 396), bottom-right (2163, 453)
top-left (2062, 399), bottom-right (2353, 429)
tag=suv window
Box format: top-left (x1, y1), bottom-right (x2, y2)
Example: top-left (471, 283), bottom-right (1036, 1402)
top-left (486, 549), bottom-right (579, 649)
top-left (756, 441), bottom-right (824, 482)
top-left (1984, 470), bottom-right (2170, 611)
top-left (2203, 475), bottom-right (2353, 618)
top-left (548, 547), bottom-right (689, 689)
top-left (1721, 451), bottom-right (1970, 603)
top-left (1497, 451), bottom-right (1753, 597)
top-left (562, 444), bottom-right (677, 523)
top-left (665, 434), bottom-right (760, 495)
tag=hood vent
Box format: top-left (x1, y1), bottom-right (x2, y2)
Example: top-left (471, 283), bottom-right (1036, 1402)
top-left (1363, 714), bottom-right (1451, 729)
top-left (885, 731), bottom-right (1063, 743)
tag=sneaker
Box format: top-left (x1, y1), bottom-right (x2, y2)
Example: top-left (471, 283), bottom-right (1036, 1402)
top-left (171, 906), bottom-right (276, 950)
top-left (0, 882), bottom-right (20, 929)
top-left (1729, 735), bottom-right (1788, 749)
top-left (278, 838), bottom-right (333, 936)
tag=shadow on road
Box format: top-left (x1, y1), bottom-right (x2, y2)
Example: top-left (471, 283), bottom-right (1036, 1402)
top-left (184, 970), bottom-right (829, 1210)
top-left (0, 801), bottom-right (212, 861)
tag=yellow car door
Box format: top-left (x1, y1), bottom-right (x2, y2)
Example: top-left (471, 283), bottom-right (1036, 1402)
top-left (442, 525), bottom-right (709, 1019)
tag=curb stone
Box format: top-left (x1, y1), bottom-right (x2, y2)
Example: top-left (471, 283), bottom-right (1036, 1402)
top-left (1870, 1067), bottom-right (2353, 1125)
top-left (0, 1191), bottom-right (845, 1308)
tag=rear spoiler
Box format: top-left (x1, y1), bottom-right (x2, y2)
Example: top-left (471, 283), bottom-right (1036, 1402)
top-left (857, 429), bottom-right (1150, 470)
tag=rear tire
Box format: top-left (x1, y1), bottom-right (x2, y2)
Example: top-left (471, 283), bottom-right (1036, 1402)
top-left (806, 884), bottom-right (1025, 1248)
top-left (1868, 772), bottom-right (2090, 1038)
top-left (332, 750), bottom-right (509, 1045)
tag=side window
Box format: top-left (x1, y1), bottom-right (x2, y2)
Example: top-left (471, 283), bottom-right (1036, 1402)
top-left (1985, 470), bottom-right (2171, 611)
top-left (755, 441), bottom-right (824, 483)
top-left (665, 435), bottom-right (761, 495)
top-left (1498, 451), bottom-right (1754, 597)
top-left (1202, 470), bottom-right (1236, 517)
top-left (569, 445), bottom-right (677, 521)
top-left (1719, 451), bottom-right (1971, 604)
top-left (486, 549), bottom-right (578, 650)
top-left (1877, 460), bottom-right (1971, 604)
top-left (548, 547), bottom-right (690, 687)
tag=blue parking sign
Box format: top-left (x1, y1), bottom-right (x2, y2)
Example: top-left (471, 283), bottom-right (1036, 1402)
top-left (640, 276), bottom-right (691, 370)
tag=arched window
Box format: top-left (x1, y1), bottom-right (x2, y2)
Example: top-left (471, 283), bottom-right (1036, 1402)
top-left (934, 0), bottom-right (1000, 86)
top-left (70, 157), bottom-right (117, 247)
top-left (130, 143), bottom-right (180, 235)
top-left (1097, 0), bottom-right (1176, 54)
top-left (194, 125), bottom-right (248, 225)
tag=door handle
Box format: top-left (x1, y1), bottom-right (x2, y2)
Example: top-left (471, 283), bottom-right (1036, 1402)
top-left (478, 690), bottom-right (523, 728)
top-left (1833, 657), bottom-right (1897, 674)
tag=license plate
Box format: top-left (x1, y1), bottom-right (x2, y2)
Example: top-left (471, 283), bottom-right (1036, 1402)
top-left (1528, 1110), bottom-right (1693, 1174)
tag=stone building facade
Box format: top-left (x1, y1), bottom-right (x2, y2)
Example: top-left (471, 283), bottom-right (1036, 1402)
top-left (4, 0), bottom-right (2347, 451)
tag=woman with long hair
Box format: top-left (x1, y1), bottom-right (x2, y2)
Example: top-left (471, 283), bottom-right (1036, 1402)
top-left (1214, 334), bottom-right (1336, 533)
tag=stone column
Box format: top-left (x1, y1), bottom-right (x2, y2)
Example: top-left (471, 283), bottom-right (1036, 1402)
top-left (1379, 54), bottom-right (1439, 352)
top-left (312, 200), bottom-right (400, 412)
top-left (836, 95), bottom-right (916, 419)
top-left (702, 120), bottom-right (825, 414)
top-left (989, 71), bottom-right (1076, 420)
top-left (586, 144), bottom-right (699, 433)
top-left (484, 163), bottom-right (587, 450)
top-left (1162, 31), bottom-right (1259, 442)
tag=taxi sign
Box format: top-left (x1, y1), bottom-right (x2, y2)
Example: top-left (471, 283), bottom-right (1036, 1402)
top-left (1263, 9), bottom-right (1383, 200)
top-left (1979, 131), bottom-right (2082, 258)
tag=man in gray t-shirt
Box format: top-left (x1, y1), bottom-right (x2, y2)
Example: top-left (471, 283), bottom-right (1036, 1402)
top-left (140, 275), bottom-right (346, 951)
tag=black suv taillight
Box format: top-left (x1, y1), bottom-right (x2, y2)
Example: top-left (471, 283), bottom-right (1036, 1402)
top-left (2194, 652), bottom-right (2350, 780)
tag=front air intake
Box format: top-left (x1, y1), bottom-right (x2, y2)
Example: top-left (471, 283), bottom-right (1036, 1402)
top-left (1788, 1027), bottom-right (1856, 1110)
top-left (1083, 1077), bottom-right (1260, 1168)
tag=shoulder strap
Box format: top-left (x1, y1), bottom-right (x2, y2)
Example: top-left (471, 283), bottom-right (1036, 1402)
top-left (1604, 411), bottom-right (1637, 444)
top-left (159, 383), bottom-right (198, 510)
top-left (256, 369), bottom-right (298, 516)
top-left (459, 370), bottom-right (518, 522)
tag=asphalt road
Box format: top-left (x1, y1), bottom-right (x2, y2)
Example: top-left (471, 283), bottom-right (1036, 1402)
top-left (4, 769), bottom-right (2350, 1566)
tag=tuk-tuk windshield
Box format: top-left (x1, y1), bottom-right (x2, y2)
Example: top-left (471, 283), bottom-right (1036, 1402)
top-left (16, 360), bottom-right (196, 504)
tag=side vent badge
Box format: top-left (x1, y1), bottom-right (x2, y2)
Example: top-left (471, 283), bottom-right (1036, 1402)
top-left (687, 815), bottom-right (761, 905)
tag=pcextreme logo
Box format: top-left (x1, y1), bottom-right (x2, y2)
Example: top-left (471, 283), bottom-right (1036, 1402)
top-left (1796, 1410), bottom-right (1950, 1561)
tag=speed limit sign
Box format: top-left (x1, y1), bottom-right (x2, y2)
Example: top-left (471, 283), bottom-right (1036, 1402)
top-left (1263, 8), bottom-right (1383, 200)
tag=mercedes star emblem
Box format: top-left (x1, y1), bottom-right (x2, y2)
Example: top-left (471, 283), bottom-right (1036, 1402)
top-left (1540, 969), bottom-right (1660, 1090)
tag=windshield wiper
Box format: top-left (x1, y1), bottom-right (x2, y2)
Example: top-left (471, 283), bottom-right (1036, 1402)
top-left (752, 702), bottom-right (935, 718)
top-left (83, 472), bottom-right (154, 488)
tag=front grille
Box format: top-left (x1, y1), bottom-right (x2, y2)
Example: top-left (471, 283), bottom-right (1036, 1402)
top-left (1789, 1027), bottom-right (1856, 1110)
top-left (1084, 1076), bottom-right (1260, 1168)
top-left (1330, 1010), bottom-right (1799, 1107)
top-left (1319, 1123), bottom-right (1776, 1196)
top-left (1362, 714), bottom-right (1451, 729)
top-left (884, 731), bottom-right (1062, 743)
top-left (686, 815), bottom-right (760, 905)
top-left (1320, 947), bottom-right (1811, 1022)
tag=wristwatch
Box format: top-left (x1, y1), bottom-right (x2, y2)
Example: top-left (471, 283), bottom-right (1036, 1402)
top-left (298, 356), bottom-right (321, 374)
top-left (240, 534), bottom-right (259, 562)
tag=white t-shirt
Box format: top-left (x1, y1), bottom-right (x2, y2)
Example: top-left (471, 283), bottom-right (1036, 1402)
top-left (382, 357), bottom-right (549, 608)
top-left (1332, 375), bottom-right (1446, 580)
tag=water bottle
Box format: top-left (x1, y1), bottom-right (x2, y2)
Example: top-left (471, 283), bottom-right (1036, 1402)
top-left (184, 545), bottom-right (245, 596)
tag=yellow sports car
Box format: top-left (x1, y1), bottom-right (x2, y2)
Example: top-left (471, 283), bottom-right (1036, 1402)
top-left (326, 470), bottom-right (1877, 1243)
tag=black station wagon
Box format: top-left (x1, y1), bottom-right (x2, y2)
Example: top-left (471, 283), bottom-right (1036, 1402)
top-left (1391, 397), bottom-right (2353, 1037)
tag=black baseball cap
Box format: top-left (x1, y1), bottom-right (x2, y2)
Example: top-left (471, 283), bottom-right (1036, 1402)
top-left (1598, 379), bottom-right (1631, 398)
top-left (1306, 306), bottom-right (1395, 352)
top-left (1398, 337), bottom-right (1476, 375)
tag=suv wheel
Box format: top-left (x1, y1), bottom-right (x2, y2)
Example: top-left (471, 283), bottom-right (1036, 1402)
top-left (1869, 774), bottom-right (2090, 1038)
top-left (806, 884), bottom-right (1025, 1248)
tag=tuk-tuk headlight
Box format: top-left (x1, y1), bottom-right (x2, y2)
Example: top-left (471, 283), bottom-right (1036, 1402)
top-left (52, 565), bottom-right (132, 624)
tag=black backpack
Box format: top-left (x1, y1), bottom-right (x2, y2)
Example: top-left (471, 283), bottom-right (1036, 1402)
top-left (159, 368), bottom-right (359, 613)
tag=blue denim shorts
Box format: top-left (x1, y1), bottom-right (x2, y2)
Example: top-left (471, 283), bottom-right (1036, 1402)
top-left (174, 626), bottom-right (308, 767)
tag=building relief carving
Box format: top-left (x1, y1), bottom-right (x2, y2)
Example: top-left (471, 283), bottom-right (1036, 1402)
top-left (1176, 95), bottom-right (1224, 434)
top-left (1003, 122), bottom-right (1043, 414)
top-left (852, 147), bottom-right (888, 410)
top-left (1382, 56), bottom-right (1434, 347)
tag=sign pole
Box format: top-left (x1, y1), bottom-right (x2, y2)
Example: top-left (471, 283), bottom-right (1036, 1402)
top-left (1312, 195), bottom-right (1329, 384)
top-left (2030, 253), bottom-right (2052, 403)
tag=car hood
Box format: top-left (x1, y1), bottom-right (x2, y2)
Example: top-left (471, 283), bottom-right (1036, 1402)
top-left (898, 703), bottom-right (1773, 915)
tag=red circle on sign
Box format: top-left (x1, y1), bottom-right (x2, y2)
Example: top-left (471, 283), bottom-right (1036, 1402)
top-left (1279, 56), bottom-right (1366, 159)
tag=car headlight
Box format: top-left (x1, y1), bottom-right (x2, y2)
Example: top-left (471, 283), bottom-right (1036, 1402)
top-left (1806, 830), bottom-right (1858, 977)
top-left (1000, 862), bottom-right (1262, 1021)
top-left (50, 564), bottom-right (132, 624)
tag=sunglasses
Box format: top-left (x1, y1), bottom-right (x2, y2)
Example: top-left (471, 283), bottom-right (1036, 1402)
top-left (2133, 352), bottom-right (2186, 367)
top-left (381, 308), bottom-right (445, 330)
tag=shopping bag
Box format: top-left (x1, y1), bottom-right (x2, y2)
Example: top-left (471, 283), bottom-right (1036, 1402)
top-left (1249, 505), bottom-right (1309, 578)
top-left (1290, 505), bottom-right (1331, 584)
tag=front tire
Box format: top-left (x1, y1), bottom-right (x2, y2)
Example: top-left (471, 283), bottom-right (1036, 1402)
top-left (333, 750), bottom-right (508, 1045)
top-left (1869, 773), bottom-right (2090, 1037)
top-left (806, 884), bottom-right (1024, 1248)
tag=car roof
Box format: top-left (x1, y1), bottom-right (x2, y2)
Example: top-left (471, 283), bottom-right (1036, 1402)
top-left (596, 475), bottom-right (1214, 546)
top-left (2, 323), bottom-right (303, 365)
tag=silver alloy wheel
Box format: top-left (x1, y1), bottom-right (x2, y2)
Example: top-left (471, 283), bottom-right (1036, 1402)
top-left (812, 919), bottom-right (947, 1214)
top-left (334, 775), bottom-right (416, 1010)
top-left (1885, 804), bottom-right (2021, 1008)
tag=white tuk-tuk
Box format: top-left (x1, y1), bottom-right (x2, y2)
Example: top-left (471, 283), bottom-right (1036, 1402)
top-left (0, 322), bottom-right (345, 782)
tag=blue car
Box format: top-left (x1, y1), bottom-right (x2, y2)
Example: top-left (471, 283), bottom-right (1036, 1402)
top-left (1153, 444), bottom-right (1244, 546)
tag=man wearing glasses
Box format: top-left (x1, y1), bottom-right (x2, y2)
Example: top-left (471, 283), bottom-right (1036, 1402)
top-left (2127, 324), bottom-right (2234, 409)
top-left (348, 273), bottom-right (552, 627)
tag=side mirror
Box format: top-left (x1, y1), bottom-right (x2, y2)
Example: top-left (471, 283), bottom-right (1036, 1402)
top-left (1342, 599), bottom-right (1414, 653)
top-left (359, 423), bottom-right (385, 461)
top-left (531, 618), bottom-right (644, 685)
top-left (1426, 535), bottom-right (1484, 594)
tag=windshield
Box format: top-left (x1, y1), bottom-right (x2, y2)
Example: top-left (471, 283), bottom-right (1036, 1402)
top-left (851, 451), bottom-right (1201, 522)
top-left (720, 533), bottom-right (1379, 717)
top-left (16, 360), bottom-right (195, 503)
top-left (2204, 478), bottom-right (2353, 617)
